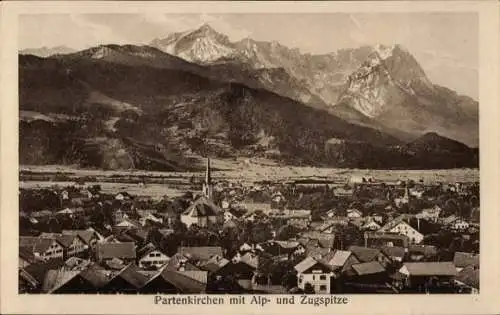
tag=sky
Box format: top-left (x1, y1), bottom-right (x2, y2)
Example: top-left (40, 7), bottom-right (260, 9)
top-left (19, 13), bottom-right (478, 99)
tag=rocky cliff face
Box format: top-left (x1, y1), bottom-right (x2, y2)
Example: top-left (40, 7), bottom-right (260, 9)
top-left (150, 26), bottom-right (478, 147)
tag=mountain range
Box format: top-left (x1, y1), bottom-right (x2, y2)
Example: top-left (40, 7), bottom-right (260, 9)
top-left (18, 24), bottom-right (479, 170)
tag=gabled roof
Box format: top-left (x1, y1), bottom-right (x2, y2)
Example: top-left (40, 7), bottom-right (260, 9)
top-left (409, 245), bottom-right (438, 257)
top-left (323, 250), bottom-right (353, 267)
top-left (351, 261), bottom-right (386, 276)
top-left (442, 215), bottom-right (459, 225)
top-left (19, 246), bottom-right (37, 263)
top-left (378, 214), bottom-right (414, 232)
top-left (143, 268), bottom-right (206, 293)
top-left (42, 269), bottom-right (80, 293)
top-left (381, 246), bottom-right (406, 259)
top-left (294, 256), bottom-right (318, 273)
top-left (165, 254), bottom-right (201, 271)
top-left (62, 230), bottom-right (97, 245)
top-left (348, 246), bottom-right (385, 263)
top-left (137, 242), bottom-right (157, 258)
top-left (23, 258), bottom-right (65, 284)
top-left (453, 252), bottom-right (480, 269)
top-left (294, 256), bottom-right (333, 273)
top-left (178, 270), bottom-right (208, 284)
top-left (364, 232), bottom-right (409, 247)
top-left (305, 244), bottom-right (331, 259)
top-left (177, 246), bottom-right (223, 262)
top-left (157, 228), bottom-right (174, 237)
top-left (455, 266), bottom-right (479, 289)
top-left (64, 257), bottom-right (90, 270)
top-left (19, 267), bottom-right (39, 289)
top-left (402, 262), bottom-right (457, 276)
top-left (20, 236), bottom-right (60, 254)
top-left (40, 232), bottom-right (80, 248)
top-left (80, 265), bottom-right (111, 289)
top-left (111, 264), bottom-right (150, 289)
top-left (96, 242), bottom-right (136, 260)
top-left (239, 252), bottom-right (270, 270)
top-left (182, 196), bottom-right (222, 217)
top-left (300, 231), bottom-right (336, 249)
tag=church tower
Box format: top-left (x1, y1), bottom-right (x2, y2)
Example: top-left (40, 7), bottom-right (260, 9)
top-left (202, 158), bottom-right (213, 199)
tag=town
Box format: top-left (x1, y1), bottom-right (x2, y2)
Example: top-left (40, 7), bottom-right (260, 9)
top-left (19, 159), bottom-right (480, 294)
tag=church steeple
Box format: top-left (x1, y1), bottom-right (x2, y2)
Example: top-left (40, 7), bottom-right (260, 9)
top-left (202, 158), bottom-right (213, 199)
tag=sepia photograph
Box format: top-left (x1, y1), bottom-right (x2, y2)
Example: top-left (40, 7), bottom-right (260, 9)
top-left (16, 11), bottom-right (482, 295)
top-left (1, 2), bottom-right (499, 314)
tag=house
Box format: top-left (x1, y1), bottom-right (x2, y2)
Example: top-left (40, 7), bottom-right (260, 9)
top-left (364, 232), bottom-right (409, 249)
top-left (114, 218), bottom-right (141, 229)
top-left (453, 252), bottom-right (479, 272)
top-left (140, 267), bottom-right (206, 294)
top-left (19, 247), bottom-right (41, 269)
top-left (96, 242), bottom-right (136, 264)
top-left (40, 232), bottom-right (88, 259)
top-left (137, 243), bottom-right (170, 270)
top-left (270, 192), bottom-right (287, 209)
top-left (441, 215), bottom-right (469, 231)
top-left (399, 262), bottom-right (457, 291)
top-left (454, 266), bottom-right (479, 294)
top-left (218, 256), bottom-right (262, 282)
top-left (64, 257), bottom-right (91, 271)
top-left (44, 266), bottom-right (110, 294)
top-left (199, 255), bottom-right (229, 274)
top-left (316, 217), bottom-right (348, 234)
top-left (300, 231), bottom-right (338, 248)
top-left (378, 217), bottom-right (424, 244)
top-left (322, 209), bottom-right (339, 219)
top-left (20, 236), bottom-right (64, 260)
top-left (115, 192), bottom-right (133, 201)
top-left (450, 219), bottom-right (470, 231)
top-left (243, 209), bottom-right (269, 222)
top-left (381, 246), bottom-right (406, 262)
top-left (347, 208), bottom-right (363, 218)
top-left (102, 263), bottom-right (149, 294)
top-left (334, 186), bottom-right (354, 197)
top-left (417, 206), bottom-right (442, 222)
top-left (294, 256), bottom-right (335, 293)
top-left (347, 261), bottom-right (387, 283)
top-left (138, 213), bottom-right (163, 226)
top-left (180, 196), bottom-right (224, 228)
top-left (349, 218), bottom-right (381, 231)
top-left (322, 250), bottom-right (360, 274)
top-left (62, 229), bottom-right (100, 249)
top-left (177, 246), bottom-right (224, 264)
top-left (20, 258), bottom-right (65, 293)
top-left (348, 246), bottom-right (392, 268)
top-left (223, 208), bottom-right (245, 222)
top-left (259, 240), bottom-right (299, 259)
top-left (408, 245), bottom-right (438, 262)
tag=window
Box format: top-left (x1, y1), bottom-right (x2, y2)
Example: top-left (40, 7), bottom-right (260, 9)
top-left (319, 285), bottom-right (327, 291)
top-left (319, 275), bottom-right (327, 280)
top-left (312, 275), bottom-right (315, 281)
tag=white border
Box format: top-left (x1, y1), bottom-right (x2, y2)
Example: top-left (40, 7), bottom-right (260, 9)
top-left (1, 1), bottom-right (499, 314)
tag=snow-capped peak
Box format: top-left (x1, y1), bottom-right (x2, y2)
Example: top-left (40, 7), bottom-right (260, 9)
top-left (373, 44), bottom-right (396, 60)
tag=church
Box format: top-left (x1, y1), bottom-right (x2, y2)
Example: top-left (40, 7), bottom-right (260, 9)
top-left (180, 158), bottom-right (224, 228)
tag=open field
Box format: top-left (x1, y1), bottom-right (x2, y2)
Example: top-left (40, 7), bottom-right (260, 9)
top-left (20, 158), bottom-right (479, 198)
top-left (21, 158), bottom-right (480, 181)
top-left (19, 181), bottom-right (186, 199)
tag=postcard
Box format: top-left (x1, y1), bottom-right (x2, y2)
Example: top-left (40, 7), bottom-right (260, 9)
top-left (1, 1), bottom-right (499, 314)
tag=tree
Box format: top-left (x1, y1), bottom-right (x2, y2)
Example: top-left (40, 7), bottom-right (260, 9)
top-left (304, 282), bottom-right (315, 294)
